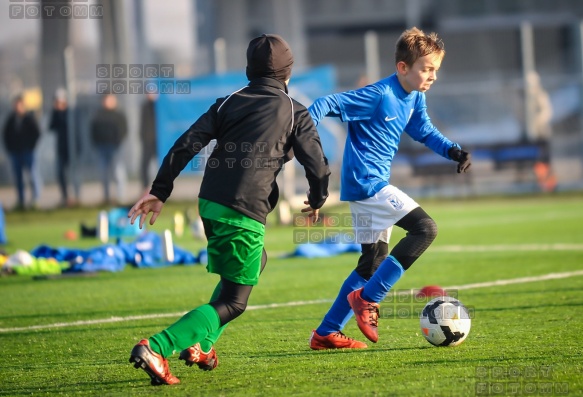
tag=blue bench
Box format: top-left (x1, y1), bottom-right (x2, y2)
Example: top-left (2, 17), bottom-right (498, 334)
top-left (403, 142), bottom-right (544, 177)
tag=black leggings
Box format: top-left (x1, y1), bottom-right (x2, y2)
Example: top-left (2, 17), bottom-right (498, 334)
top-left (209, 249), bottom-right (267, 326)
top-left (355, 240), bottom-right (388, 280)
top-left (354, 207), bottom-right (438, 279)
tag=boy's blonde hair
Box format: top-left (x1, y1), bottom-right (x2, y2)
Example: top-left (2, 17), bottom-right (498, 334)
top-left (395, 27), bottom-right (445, 66)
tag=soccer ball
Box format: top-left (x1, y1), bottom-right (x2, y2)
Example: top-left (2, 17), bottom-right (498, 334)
top-left (420, 296), bottom-right (471, 347)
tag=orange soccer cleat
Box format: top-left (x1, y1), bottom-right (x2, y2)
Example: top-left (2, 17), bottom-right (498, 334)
top-left (179, 343), bottom-right (219, 371)
top-left (347, 288), bottom-right (380, 343)
top-left (309, 329), bottom-right (368, 350)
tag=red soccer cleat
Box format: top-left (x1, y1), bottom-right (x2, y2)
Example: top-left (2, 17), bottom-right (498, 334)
top-left (347, 288), bottom-right (380, 343)
top-left (129, 339), bottom-right (180, 386)
top-left (309, 329), bottom-right (368, 350)
top-left (179, 343), bottom-right (218, 371)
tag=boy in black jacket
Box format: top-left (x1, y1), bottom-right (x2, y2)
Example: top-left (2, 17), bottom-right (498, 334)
top-left (128, 34), bottom-right (330, 386)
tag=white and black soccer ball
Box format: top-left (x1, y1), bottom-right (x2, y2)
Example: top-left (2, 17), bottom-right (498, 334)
top-left (420, 296), bottom-right (471, 347)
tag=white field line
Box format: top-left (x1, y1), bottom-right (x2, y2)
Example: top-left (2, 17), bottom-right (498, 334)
top-left (444, 269), bottom-right (583, 290)
top-left (0, 299), bottom-right (332, 333)
top-left (1, 271), bottom-right (582, 333)
top-left (433, 244), bottom-right (583, 252)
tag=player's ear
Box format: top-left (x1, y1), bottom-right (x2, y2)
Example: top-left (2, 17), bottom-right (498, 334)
top-left (396, 61), bottom-right (409, 75)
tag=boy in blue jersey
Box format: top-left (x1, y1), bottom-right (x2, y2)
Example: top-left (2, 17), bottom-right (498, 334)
top-left (306, 27), bottom-right (471, 349)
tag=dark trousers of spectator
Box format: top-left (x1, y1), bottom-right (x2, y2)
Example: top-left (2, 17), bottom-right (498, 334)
top-left (9, 151), bottom-right (40, 209)
top-left (97, 145), bottom-right (119, 203)
top-left (57, 155), bottom-right (69, 203)
top-left (140, 147), bottom-right (157, 189)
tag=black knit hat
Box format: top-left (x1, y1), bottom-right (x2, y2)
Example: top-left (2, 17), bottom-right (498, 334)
top-left (246, 34), bottom-right (294, 83)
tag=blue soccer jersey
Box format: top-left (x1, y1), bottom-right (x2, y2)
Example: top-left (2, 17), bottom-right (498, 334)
top-left (309, 73), bottom-right (457, 201)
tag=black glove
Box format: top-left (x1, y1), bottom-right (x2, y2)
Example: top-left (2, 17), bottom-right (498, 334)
top-left (448, 147), bottom-right (472, 173)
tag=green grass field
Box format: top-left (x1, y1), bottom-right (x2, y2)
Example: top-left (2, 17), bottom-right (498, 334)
top-left (1, 193), bottom-right (582, 396)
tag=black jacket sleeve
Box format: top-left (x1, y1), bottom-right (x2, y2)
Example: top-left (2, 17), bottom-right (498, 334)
top-left (291, 104), bottom-right (330, 209)
top-left (150, 100), bottom-right (221, 202)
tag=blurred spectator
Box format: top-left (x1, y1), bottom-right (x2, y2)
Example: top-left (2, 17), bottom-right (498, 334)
top-left (90, 94), bottom-right (127, 205)
top-left (139, 92), bottom-right (158, 190)
top-left (2, 95), bottom-right (41, 210)
top-left (49, 88), bottom-right (76, 207)
top-left (526, 72), bottom-right (557, 192)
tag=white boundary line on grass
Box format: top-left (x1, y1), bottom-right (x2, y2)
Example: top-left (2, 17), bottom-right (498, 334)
top-left (433, 244), bottom-right (583, 252)
top-left (1, 270), bottom-right (582, 333)
top-left (444, 269), bottom-right (583, 290)
top-left (0, 300), bottom-right (332, 333)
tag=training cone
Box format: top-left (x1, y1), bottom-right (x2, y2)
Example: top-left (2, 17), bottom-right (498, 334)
top-left (416, 285), bottom-right (447, 298)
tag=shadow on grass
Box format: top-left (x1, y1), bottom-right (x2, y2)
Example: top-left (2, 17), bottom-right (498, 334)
top-left (245, 345), bottom-right (428, 359)
top-left (0, 379), bottom-right (140, 396)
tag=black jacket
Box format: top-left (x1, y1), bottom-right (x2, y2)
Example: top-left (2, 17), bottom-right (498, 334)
top-left (3, 111), bottom-right (40, 153)
top-left (151, 77), bottom-right (330, 224)
top-left (90, 108), bottom-right (127, 146)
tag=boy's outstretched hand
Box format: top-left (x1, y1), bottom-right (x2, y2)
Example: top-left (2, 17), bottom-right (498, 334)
top-left (301, 200), bottom-right (320, 223)
top-left (128, 193), bottom-right (164, 229)
top-left (301, 191), bottom-right (320, 223)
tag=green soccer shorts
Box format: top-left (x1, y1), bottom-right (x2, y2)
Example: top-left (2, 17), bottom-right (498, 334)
top-left (199, 199), bottom-right (265, 286)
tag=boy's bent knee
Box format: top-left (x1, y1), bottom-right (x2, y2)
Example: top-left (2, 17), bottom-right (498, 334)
top-left (209, 279), bottom-right (253, 326)
top-left (418, 217), bottom-right (438, 242)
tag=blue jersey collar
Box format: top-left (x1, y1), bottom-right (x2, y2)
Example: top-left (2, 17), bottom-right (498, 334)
top-left (389, 73), bottom-right (414, 100)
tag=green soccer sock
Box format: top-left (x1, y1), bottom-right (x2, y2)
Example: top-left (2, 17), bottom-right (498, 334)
top-left (200, 281), bottom-right (227, 352)
top-left (200, 324), bottom-right (227, 352)
top-left (149, 304), bottom-right (220, 358)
